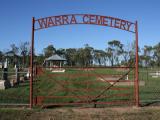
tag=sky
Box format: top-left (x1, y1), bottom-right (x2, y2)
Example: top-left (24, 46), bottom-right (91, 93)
top-left (0, 0), bottom-right (160, 54)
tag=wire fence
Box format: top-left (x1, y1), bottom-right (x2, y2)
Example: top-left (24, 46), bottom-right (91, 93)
top-left (0, 66), bottom-right (160, 107)
top-left (33, 66), bottom-right (135, 108)
top-left (139, 67), bottom-right (160, 106)
top-left (0, 68), bottom-right (29, 105)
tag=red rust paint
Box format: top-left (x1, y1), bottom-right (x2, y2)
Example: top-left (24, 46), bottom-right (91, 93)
top-left (30, 14), bottom-right (139, 108)
top-left (35, 14), bottom-right (135, 32)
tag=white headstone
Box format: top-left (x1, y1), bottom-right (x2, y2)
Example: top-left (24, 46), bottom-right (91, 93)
top-left (4, 58), bottom-right (8, 68)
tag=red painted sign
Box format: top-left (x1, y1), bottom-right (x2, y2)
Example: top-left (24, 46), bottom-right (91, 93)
top-left (35, 14), bottom-right (135, 33)
top-left (30, 15), bottom-right (139, 108)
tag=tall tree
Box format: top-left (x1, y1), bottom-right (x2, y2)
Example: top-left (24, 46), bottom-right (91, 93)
top-left (83, 44), bottom-right (94, 66)
top-left (65, 48), bottom-right (77, 66)
top-left (56, 48), bottom-right (66, 58)
top-left (106, 47), bottom-right (114, 66)
top-left (121, 43), bottom-right (132, 66)
top-left (76, 48), bottom-right (85, 66)
top-left (153, 42), bottom-right (160, 66)
top-left (94, 49), bottom-right (107, 66)
top-left (10, 44), bottom-right (19, 55)
top-left (10, 44), bottom-right (19, 66)
top-left (43, 45), bottom-right (56, 58)
top-left (107, 40), bottom-right (123, 66)
top-left (128, 40), bottom-right (140, 66)
top-left (19, 42), bottom-right (30, 67)
top-left (36, 54), bottom-right (45, 65)
top-left (141, 45), bottom-right (153, 67)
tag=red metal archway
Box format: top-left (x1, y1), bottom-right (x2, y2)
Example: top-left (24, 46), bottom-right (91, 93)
top-left (30, 14), bottom-right (139, 108)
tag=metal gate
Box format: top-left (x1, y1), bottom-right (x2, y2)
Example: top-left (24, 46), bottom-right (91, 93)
top-left (33, 66), bottom-right (136, 108)
top-left (30, 14), bottom-right (140, 108)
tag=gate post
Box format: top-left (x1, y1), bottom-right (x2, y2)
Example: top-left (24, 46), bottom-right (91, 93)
top-left (30, 17), bottom-right (35, 108)
top-left (135, 21), bottom-right (140, 107)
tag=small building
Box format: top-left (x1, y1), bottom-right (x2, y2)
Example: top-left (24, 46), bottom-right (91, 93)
top-left (44, 54), bottom-right (66, 72)
top-left (4, 51), bottom-right (19, 67)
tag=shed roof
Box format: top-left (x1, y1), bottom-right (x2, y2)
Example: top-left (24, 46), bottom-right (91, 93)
top-left (5, 51), bottom-right (19, 57)
top-left (45, 54), bottom-right (66, 61)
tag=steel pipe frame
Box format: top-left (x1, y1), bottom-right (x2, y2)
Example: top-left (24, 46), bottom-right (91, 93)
top-left (30, 15), bottom-right (139, 108)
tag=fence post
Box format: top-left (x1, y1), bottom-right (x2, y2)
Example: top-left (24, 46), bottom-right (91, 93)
top-left (30, 17), bottom-right (35, 109)
top-left (135, 21), bottom-right (140, 107)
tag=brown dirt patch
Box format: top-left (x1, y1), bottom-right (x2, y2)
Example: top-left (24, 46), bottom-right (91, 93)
top-left (1, 106), bottom-right (160, 120)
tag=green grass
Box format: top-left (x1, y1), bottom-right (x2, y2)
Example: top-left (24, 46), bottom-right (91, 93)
top-left (139, 67), bottom-right (160, 104)
top-left (0, 67), bottom-right (160, 107)
top-left (0, 82), bottom-right (30, 104)
top-left (33, 68), bottom-right (134, 106)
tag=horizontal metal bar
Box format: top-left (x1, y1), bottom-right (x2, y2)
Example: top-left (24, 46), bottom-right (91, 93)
top-left (42, 66), bottom-right (134, 69)
top-left (0, 72), bottom-right (28, 74)
top-left (0, 103), bottom-right (29, 106)
top-left (140, 100), bottom-right (160, 103)
top-left (40, 101), bottom-right (134, 106)
top-left (46, 80), bottom-right (134, 85)
top-left (35, 14), bottom-right (135, 24)
top-left (37, 93), bottom-right (131, 99)
top-left (49, 74), bottom-right (126, 77)
top-left (48, 87), bottom-right (131, 92)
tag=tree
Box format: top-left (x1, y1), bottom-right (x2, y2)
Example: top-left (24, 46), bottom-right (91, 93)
top-left (106, 47), bottom-right (114, 66)
top-left (153, 42), bottom-right (160, 66)
top-left (107, 40), bottom-right (124, 66)
top-left (36, 54), bottom-right (45, 65)
top-left (127, 40), bottom-right (140, 66)
top-left (94, 49), bottom-right (107, 66)
top-left (83, 44), bottom-right (94, 66)
top-left (10, 44), bottom-right (19, 66)
top-left (76, 48), bottom-right (85, 66)
top-left (72, 44), bottom-right (94, 67)
top-left (65, 48), bottom-right (77, 66)
top-left (141, 45), bottom-right (153, 67)
top-left (10, 44), bottom-right (19, 55)
top-left (43, 45), bottom-right (56, 58)
top-left (121, 43), bottom-right (132, 66)
top-left (56, 48), bottom-right (66, 58)
top-left (0, 51), bottom-right (3, 62)
top-left (19, 42), bottom-right (30, 67)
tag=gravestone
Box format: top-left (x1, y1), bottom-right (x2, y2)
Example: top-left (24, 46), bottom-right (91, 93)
top-left (0, 59), bottom-right (11, 89)
top-left (15, 64), bottom-right (20, 84)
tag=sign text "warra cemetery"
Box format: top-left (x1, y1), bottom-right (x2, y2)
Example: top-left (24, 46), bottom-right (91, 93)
top-left (35, 14), bottom-right (135, 32)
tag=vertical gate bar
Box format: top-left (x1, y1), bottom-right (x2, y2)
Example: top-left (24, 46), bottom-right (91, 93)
top-left (135, 21), bottom-right (140, 107)
top-left (30, 17), bottom-right (35, 108)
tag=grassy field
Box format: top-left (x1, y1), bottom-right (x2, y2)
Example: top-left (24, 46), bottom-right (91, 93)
top-left (139, 67), bottom-right (160, 105)
top-left (0, 81), bottom-right (30, 104)
top-left (0, 67), bottom-right (159, 107)
top-left (34, 68), bottom-right (134, 106)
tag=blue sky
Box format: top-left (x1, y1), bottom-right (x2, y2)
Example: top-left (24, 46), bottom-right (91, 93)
top-left (0, 0), bottom-right (160, 54)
